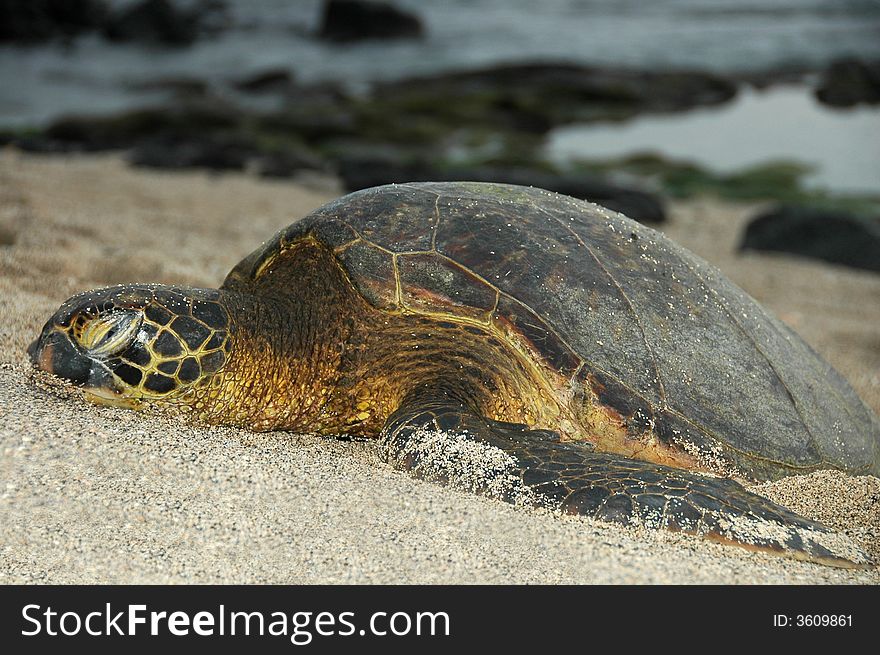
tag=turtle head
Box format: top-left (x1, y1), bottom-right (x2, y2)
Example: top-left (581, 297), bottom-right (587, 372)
top-left (28, 284), bottom-right (230, 408)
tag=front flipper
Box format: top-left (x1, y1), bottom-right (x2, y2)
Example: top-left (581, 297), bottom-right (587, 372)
top-left (381, 402), bottom-right (872, 568)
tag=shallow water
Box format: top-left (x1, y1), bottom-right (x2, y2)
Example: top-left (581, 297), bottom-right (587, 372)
top-left (3, 0), bottom-right (880, 126)
top-left (547, 86), bottom-right (880, 194)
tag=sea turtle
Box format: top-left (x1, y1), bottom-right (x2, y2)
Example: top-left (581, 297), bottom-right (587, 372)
top-left (28, 182), bottom-right (880, 567)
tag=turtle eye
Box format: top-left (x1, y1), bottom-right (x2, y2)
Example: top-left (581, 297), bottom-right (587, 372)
top-left (78, 311), bottom-right (143, 358)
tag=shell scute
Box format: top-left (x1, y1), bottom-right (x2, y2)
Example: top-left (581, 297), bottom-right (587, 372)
top-left (398, 252), bottom-right (496, 318)
top-left (335, 239), bottom-right (398, 310)
top-left (319, 186), bottom-right (437, 252)
top-left (493, 295), bottom-right (580, 377)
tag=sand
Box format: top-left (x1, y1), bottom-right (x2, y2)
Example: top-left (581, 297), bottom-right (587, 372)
top-left (0, 150), bottom-right (877, 584)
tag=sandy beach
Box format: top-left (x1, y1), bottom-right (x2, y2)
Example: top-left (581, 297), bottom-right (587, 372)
top-left (0, 150), bottom-right (877, 584)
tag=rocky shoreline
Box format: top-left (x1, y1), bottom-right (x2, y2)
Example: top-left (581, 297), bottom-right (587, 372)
top-left (5, 58), bottom-right (879, 264)
top-left (3, 2), bottom-right (879, 267)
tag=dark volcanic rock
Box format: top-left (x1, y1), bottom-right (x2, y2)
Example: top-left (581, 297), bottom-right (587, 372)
top-left (129, 76), bottom-right (211, 99)
top-left (102, 0), bottom-right (226, 46)
top-left (1, 0), bottom-right (227, 45)
top-left (815, 58), bottom-right (880, 108)
top-left (733, 65), bottom-right (812, 90)
top-left (128, 134), bottom-right (252, 171)
top-left (41, 105), bottom-right (240, 151)
top-left (1, 133), bottom-right (82, 154)
top-left (233, 69), bottom-right (296, 94)
top-left (338, 156), bottom-right (666, 223)
top-left (258, 92), bottom-right (359, 141)
top-left (0, 0), bottom-right (108, 42)
top-left (372, 63), bottom-right (738, 131)
top-left (318, 0), bottom-right (423, 42)
top-left (740, 205), bottom-right (880, 272)
top-left (255, 148), bottom-right (327, 178)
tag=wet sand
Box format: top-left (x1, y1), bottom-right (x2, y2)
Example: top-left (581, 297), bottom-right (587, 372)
top-left (0, 150), bottom-right (877, 583)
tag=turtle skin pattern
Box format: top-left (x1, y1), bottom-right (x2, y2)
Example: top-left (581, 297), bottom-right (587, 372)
top-left (28, 284), bottom-right (230, 398)
top-left (382, 402), bottom-right (871, 567)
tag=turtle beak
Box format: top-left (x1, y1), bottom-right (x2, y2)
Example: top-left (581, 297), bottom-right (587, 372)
top-left (26, 336), bottom-right (39, 361)
top-left (28, 329), bottom-right (91, 384)
top-left (28, 328), bottom-right (135, 407)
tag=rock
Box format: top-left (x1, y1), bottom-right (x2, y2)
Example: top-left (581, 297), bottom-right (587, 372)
top-left (36, 104), bottom-right (241, 151)
top-left (1, 133), bottom-right (81, 154)
top-left (0, 0), bottom-right (228, 46)
top-left (128, 134), bottom-right (252, 171)
top-left (258, 86), bottom-right (359, 141)
top-left (337, 155), bottom-right (666, 223)
top-left (102, 0), bottom-right (226, 46)
top-left (318, 0), bottom-right (423, 42)
top-left (740, 205), bottom-right (880, 272)
top-left (233, 69), bottom-right (296, 94)
top-left (255, 148), bottom-right (327, 178)
top-left (372, 63), bottom-right (737, 132)
top-left (129, 77), bottom-right (211, 99)
top-left (732, 65), bottom-right (811, 90)
top-left (815, 58), bottom-right (880, 108)
top-left (0, 0), bottom-right (108, 42)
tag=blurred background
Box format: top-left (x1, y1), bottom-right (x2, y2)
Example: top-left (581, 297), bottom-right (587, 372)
top-left (1, 0), bottom-right (879, 269)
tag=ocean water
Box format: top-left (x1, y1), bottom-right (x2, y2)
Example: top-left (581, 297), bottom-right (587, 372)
top-left (547, 85), bottom-right (880, 193)
top-left (1, 0), bottom-right (879, 191)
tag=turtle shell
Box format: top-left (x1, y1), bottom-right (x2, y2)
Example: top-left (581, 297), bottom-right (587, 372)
top-left (224, 182), bottom-right (880, 480)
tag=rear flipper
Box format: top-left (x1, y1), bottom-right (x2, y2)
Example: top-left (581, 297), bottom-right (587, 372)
top-left (381, 402), bottom-right (872, 568)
